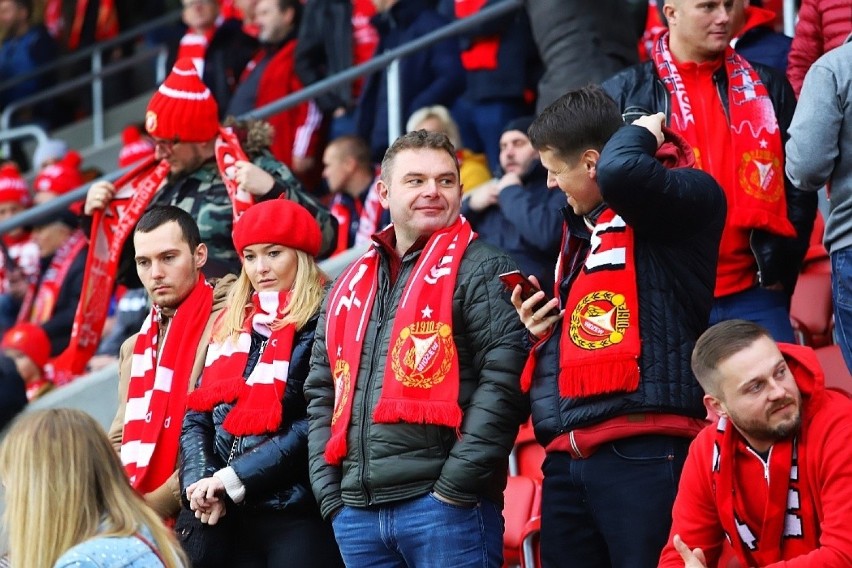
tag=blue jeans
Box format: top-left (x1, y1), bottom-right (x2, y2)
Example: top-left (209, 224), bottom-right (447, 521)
top-left (709, 286), bottom-right (795, 343)
top-left (832, 249), bottom-right (852, 372)
top-left (540, 435), bottom-right (691, 568)
top-left (331, 493), bottom-right (504, 567)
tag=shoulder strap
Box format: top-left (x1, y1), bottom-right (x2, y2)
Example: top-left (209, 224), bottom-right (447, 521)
top-left (135, 532), bottom-right (168, 566)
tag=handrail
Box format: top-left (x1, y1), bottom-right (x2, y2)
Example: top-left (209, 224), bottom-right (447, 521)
top-left (0, 124), bottom-right (49, 155)
top-left (0, 10), bottom-right (182, 95)
top-left (0, 0), bottom-right (523, 236)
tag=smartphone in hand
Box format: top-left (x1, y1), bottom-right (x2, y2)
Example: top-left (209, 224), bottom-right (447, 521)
top-left (498, 270), bottom-right (559, 318)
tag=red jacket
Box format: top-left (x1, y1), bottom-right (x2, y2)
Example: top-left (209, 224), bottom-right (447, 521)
top-left (787, 0), bottom-right (852, 96)
top-left (659, 344), bottom-right (852, 567)
top-left (255, 39), bottom-right (322, 169)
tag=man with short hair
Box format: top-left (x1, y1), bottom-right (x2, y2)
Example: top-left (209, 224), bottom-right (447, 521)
top-left (107, 205), bottom-right (231, 519)
top-left (602, 0), bottom-right (816, 343)
top-left (660, 319), bottom-right (852, 567)
top-left (322, 134), bottom-right (379, 255)
top-left (305, 130), bottom-right (528, 566)
top-left (515, 86), bottom-right (726, 567)
top-left (462, 116), bottom-right (564, 293)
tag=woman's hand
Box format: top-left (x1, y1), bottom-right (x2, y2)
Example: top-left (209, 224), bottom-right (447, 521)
top-left (186, 476), bottom-right (226, 518)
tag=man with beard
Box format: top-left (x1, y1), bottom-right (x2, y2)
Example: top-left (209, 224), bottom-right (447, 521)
top-left (660, 319), bottom-right (852, 567)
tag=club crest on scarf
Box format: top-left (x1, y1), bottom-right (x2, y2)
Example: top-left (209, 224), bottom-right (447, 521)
top-left (331, 358), bottom-right (351, 426)
top-left (391, 321), bottom-right (454, 388)
top-left (569, 291), bottom-right (631, 350)
top-left (740, 149), bottom-right (783, 202)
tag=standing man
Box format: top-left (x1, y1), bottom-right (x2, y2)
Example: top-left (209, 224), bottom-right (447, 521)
top-left (602, 0), bottom-right (817, 342)
top-left (785, 40), bottom-right (852, 373)
top-left (305, 130), bottom-right (528, 566)
top-left (462, 116), bottom-right (564, 293)
top-left (107, 206), bottom-right (231, 520)
top-left (660, 320), bottom-right (852, 567)
top-left (515, 87), bottom-right (726, 567)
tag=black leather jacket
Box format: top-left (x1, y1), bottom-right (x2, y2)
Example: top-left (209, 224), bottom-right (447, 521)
top-left (180, 317), bottom-right (318, 514)
top-left (602, 61), bottom-right (817, 296)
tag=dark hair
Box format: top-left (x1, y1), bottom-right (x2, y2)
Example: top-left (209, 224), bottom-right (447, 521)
top-left (7, 0), bottom-right (32, 17)
top-left (528, 85), bottom-right (624, 161)
top-left (691, 319), bottom-right (773, 395)
top-left (331, 135), bottom-right (373, 172)
top-left (134, 205), bottom-right (201, 251)
top-left (380, 130), bottom-right (458, 183)
top-left (278, 0), bottom-right (302, 27)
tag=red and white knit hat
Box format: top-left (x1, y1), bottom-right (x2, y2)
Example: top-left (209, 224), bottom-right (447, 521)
top-left (118, 125), bottom-right (155, 168)
top-left (145, 58), bottom-right (219, 143)
top-left (33, 151), bottom-right (84, 195)
top-left (0, 163), bottom-right (31, 206)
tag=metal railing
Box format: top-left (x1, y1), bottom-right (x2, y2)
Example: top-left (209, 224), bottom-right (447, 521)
top-left (0, 124), bottom-right (50, 161)
top-left (0, 0), bottom-right (520, 236)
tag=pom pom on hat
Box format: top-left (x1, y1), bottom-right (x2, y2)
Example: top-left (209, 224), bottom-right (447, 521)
top-left (118, 125), bottom-right (155, 168)
top-left (146, 59), bottom-right (219, 143)
top-left (232, 199), bottom-right (322, 257)
top-left (1, 323), bottom-right (51, 370)
top-left (33, 151), bottom-right (84, 195)
top-left (0, 164), bottom-right (31, 206)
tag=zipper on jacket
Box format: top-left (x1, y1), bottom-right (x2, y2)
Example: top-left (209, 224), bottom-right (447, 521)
top-left (746, 445), bottom-right (773, 484)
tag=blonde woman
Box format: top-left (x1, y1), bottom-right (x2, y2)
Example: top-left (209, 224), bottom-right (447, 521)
top-left (180, 199), bottom-right (342, 566)
top-left (0, 408), bottom-right (186, 568)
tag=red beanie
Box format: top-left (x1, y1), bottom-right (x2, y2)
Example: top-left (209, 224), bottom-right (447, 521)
top-left (1, 323), bottom-right (51, 370)
top-left (118, 125), bottom-right (155, 168)
top-left (232, 199), bottom-right (322, 257)
top-left (145, 59), bottom-right (219, 143)
top-left (33, 151), bottom-right (84, 195)
top-left (0, 164), bottom-right (31, 206)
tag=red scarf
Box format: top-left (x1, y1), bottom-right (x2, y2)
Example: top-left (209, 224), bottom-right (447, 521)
top-left (19, 229), bottom-right (87, 326)
top-left (215, 126), bottom-right (255, 225)
top-left (324, 219), bottom-right (475, 465)
top-left (120, 275), bottom-right (213, 494)
top-left (652, 33), bottom-right (794, 238)
top-left (52, 158), bottom-right (169, 379)
top-left (557, 208), bottom-right (641, 397)
top-left (187, 291), bottom-right (296, 436)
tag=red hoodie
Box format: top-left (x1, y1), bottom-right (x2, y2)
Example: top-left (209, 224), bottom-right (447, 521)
top-left (659, 344), bottom-right (852, 567)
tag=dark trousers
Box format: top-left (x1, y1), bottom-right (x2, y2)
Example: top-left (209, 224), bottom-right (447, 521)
top-left (232, 509), bottom-right (344, 568)
top-left (540, 435), bottom-right (691, 568)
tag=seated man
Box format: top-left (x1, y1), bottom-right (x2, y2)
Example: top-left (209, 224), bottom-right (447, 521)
top-left (660, 319), bottom-right (852, 567)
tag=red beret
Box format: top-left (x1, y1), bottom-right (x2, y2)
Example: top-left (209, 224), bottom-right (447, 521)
top-left (232, 198), bottom-right (322, 257)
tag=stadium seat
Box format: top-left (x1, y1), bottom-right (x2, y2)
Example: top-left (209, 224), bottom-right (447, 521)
top-left (519, 516), bottom-right (541, 568)
top-left (503, 475), bottom-right (541, 568)
top-left (510, 420), bottom-right (545, 481)
top-left (814, 344), bottom-right (852, 394)
top-left (790, 271), bottom-right (834, 348)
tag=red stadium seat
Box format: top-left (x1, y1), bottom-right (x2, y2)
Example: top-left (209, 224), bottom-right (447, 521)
top-left (814, 344), bottom-right (852, 394)
top-left (503, 475), bottom-right (541, 568)
top-left (790, 271), bottom-right (834, 348)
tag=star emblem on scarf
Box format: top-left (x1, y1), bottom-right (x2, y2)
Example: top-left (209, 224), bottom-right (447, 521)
top-left (421, 305), bottom-right (434, 319)
top-left (759, 138), bottom-right (768, 149)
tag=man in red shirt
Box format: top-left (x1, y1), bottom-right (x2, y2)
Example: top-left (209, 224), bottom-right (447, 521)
top-left (660, 319), bottom-right (852, 567)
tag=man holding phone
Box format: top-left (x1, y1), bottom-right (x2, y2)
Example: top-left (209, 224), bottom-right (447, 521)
top-left (512, 85), bottom-right (727, 568)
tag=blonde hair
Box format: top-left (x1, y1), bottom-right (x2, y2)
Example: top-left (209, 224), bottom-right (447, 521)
top-left (217, 249), bottom-right (326, 342)
top-left (0, 409), bottom-right (187, 568)
top-left (406, 105), bottom-right (462, 149)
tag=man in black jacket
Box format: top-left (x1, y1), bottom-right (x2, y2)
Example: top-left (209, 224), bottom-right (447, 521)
top-left (601, 0), bottom-right (816, 343)
top-left (306, 130), bottom-right (528, 567)
top-left (513, 86), bottom-right (725, 568)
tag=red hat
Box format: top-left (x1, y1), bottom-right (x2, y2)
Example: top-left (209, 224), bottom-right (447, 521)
top-left (0, 163), bottom-right (31, 206)
top-left (145, 59), bottom-right (219, 143)
top-left (118, 125), bottom-right (155, 168)
top-left (232, 198), bottom-right (322, 257)
top-left (1, 323), bottom-right (51, 370)
top-left (33, 151), bottom-right (84, 195)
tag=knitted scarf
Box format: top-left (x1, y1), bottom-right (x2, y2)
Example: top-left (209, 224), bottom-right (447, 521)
top-left (120, 275), bottom-right (213, 494)
top-left (557, 208), bottom-right (640, 397)
top-left (215, 126), bottom-right (255, 225)
top-left (324, 218), bottom-right (475, 465)
top-left (19, 229), bottom-right (87, 325)
top-left (652, 33), bottom-right (794, 238)
top-left (186, 290), bottom-right (296, 436)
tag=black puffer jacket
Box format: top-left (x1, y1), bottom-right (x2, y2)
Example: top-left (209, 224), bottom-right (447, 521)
top-left (180, 317), bottom-right (318, 514)
top-left (305, 238), bottom-right (529, 520)
top-left (602, 60), bottom-right (817, 296)
top-left (530, 126), bottom-right (726, 446)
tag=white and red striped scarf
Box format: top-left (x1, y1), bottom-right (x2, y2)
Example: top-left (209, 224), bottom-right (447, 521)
top-left (324, 218), bottom-right (475, 466)
top-left (120, 274), bottom-right (213, 494)
top-left (187, 291), bottom-right (296, 436)
top-left (19, 229), bottom-right (87, 325)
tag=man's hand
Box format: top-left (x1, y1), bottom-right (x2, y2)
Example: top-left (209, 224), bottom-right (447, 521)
top-left (632, 112), bottom-right (666, 149)
top-left (292, 156), bottom-right (316, 175)
top-left (465, 179), bottom-right (501, 211)
top-left (84, 180), bottom-right (117, 215)
top-left (497, 172), bottom-right (522, 191)
top-left (673, 534), bottom-right (709, 568)
top-left (509, 274), bottom-right (562, 339)
top-left (233, 160), bottom-right (275, 196)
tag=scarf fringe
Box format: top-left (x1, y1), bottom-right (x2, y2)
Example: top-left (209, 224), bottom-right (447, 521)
top-left (373, 399), bottom-right (463, 428)
top-left (325, 433), bottom-right (347, 466)
top-left (223, 387), bottom-right (283, 437)
top-left (558, 359), bottom-right (640, 398)
top-left (186, 378), bottom-right (243, 412)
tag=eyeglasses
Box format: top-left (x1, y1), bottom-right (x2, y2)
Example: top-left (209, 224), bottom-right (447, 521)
top-left (152, 137), bottom-right (180, 154)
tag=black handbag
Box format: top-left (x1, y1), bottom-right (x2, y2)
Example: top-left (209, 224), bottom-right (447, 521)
top-left (174, 507), bottom-right (233, 568)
